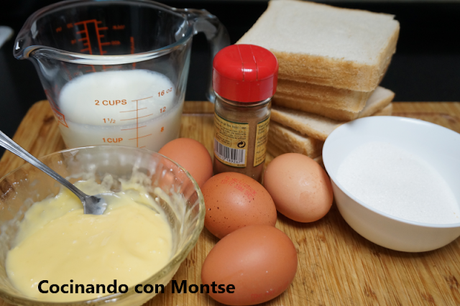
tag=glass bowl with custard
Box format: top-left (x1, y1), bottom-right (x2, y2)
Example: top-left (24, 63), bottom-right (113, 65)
top-left (0, 146), bottom-right (205, 305)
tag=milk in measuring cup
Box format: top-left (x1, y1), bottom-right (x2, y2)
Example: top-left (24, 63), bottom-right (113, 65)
top-left (57, 70), bottom-right (182, 152)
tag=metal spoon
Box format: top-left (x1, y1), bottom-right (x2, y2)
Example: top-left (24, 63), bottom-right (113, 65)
top-left (0, 131), bottom-right (107, 215)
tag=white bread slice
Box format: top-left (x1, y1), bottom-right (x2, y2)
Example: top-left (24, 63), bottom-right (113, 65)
top-left (273, 93), bottom-right (358, 121)
top-left (273, 86), bottom-right (394, 121)
top-left (237, 0), bottom-right (400, 91)
top-left (271, 87), bottom-right (394, 141)
top-left (374, 103), bottom-right (393, 116)
top-left (275, 79), bottom-right (372, 113)
top-left (266, 103), bottom-right (392, 167)
top-left (268, 121), bottom-right (323, 158)
top-left (267, 104), bottom-right (391, 159)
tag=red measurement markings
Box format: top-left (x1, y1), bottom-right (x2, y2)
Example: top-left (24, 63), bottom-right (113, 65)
top-left (74, 20), bottom-right (109, 55)
top-left (130, 36), bottom-right (136, 68)
top-left (130, 37), bottom-right (135, 54)
top-left (103, 118), bottom-right (116, 124)
top-left (119, 97), bottom-right (154, 148)
top-left (75, 64), bottom-right (96, 74)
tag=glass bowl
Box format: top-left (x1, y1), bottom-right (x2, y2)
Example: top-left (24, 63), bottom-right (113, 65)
top-left (0, 146), bottom-right (205, 305)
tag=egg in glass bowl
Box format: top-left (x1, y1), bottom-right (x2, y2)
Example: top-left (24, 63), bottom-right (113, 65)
top-left (0, 145), bottom-right (205, 305)
top-left (323, 116), bottom-right (460, 252)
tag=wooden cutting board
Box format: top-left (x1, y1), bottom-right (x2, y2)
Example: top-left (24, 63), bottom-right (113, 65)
top-left (1, 101), bottom-right (460, 306)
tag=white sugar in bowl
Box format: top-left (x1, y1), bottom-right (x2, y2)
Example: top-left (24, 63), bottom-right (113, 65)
top-left (323, 116), bottom-right (460, 252)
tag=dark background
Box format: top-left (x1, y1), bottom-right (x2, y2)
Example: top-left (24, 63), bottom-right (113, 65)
top-left (1, 0), bottom-right (459, 155)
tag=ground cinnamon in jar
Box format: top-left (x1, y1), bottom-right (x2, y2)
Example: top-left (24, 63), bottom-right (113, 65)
top-left (212, 44), bottom-right (278, 182)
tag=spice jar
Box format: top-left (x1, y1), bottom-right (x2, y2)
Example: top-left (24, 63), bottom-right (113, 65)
top-left (212, 44), bottom-right (278, 182)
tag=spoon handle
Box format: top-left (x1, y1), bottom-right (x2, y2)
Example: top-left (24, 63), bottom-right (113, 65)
top-left (0, 130), bottom-right (86, 201)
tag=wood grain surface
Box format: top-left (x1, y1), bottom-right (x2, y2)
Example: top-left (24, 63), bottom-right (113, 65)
top-left (1, 101), bottom-right (460, 306)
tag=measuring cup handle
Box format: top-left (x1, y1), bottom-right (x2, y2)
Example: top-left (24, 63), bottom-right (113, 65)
top-left (184, 9), bottom-right (230, 103)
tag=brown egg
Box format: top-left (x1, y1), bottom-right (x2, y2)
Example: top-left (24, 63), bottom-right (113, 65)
top-left (201, 225), bottom-right (297, 305)
top-left (201, 172), bottom-right (277, 239)
top-left (263, 153), bottom-right (333, 223)
top-left (159, 138), bottom-right (213, 188)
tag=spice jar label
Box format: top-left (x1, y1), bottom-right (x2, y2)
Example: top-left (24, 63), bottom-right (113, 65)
top-left (254, 117), bottom-right (270, 167)
top-left (213, 113), bottom-right (249, 167)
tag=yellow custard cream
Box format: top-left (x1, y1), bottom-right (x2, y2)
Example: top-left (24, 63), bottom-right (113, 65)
top-left (6, 175), bottom-right (173, 302)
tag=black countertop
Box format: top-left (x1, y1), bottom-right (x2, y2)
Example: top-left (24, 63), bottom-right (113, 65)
top-left (1, 0), bottom-right (459, 156)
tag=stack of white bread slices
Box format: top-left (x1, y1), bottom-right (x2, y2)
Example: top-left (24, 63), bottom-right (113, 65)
top-left (237, 0), bottom-right (400, 164)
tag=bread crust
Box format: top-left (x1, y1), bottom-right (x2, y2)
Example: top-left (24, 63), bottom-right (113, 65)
top-left (271, 87), bottom-right (395, 141)
top-left (273, 26), bottom-right (399, 91)
top-left (275, 79), bottom-right (371, 112)
top-left (237, 0), bottom-right (400, 91)
top-left (273, 86), bottom-right (394, 121)
top-left (266, 103), bottom-right (393, 167)
top-left (273, 94), bottom-right (361, 121)
top-left (268, 121), bottom-right (324, 158)
top-left (374, 103), bottom-right (393, 116)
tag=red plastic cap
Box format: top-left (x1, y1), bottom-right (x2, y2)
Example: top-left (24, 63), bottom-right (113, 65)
top-left (212, 44), bottom-right (279, 102)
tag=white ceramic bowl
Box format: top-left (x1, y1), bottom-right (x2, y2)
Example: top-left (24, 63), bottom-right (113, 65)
top-left (323, 116), bottom-right (460, 252)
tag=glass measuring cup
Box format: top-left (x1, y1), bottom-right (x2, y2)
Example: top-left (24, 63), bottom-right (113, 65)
top-left (14, 0), bottom-right (229, 152)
